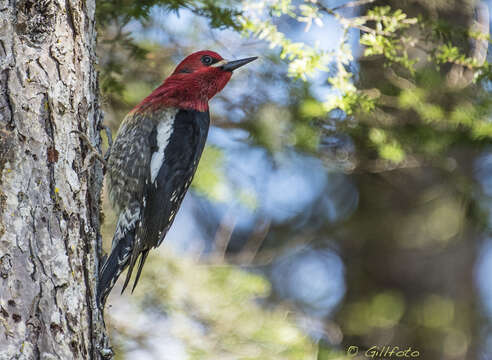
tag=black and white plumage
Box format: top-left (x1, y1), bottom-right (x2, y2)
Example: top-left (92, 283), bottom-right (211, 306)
top-left (96, 50), bottom-right (256, 306)
top-left (98, 107), bottom-right (209, 305)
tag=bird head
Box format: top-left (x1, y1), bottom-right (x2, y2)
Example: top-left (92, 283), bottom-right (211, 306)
top-left (135, 50), bottom-right (257, 112)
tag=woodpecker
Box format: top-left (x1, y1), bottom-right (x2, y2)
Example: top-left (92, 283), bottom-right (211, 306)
top-left (98, 51), bottom-right (257, 306)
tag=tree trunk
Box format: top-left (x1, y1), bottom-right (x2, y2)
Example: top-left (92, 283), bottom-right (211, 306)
top-left (0, 0), bottom-right (108, 358)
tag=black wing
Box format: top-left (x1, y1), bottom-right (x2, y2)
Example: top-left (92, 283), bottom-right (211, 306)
top-left (122, 109), bottom-right (210, 293)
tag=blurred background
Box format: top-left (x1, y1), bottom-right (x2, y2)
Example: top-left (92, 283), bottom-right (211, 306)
top-left (96, 0), bottom-right (492, 359)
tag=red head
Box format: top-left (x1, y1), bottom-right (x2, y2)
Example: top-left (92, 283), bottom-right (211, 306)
top-left (134, 50), bottom-right (257, 112)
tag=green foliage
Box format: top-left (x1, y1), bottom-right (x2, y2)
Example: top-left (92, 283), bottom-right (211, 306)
top-left (191, 145), bottom-right (228, 202)
top-left (108, 251), bottom-right (318, 359)
top-left (240, 17), bottom-right (331, 80)
top-left (359, 6), bottom-right (417, 72)
top-left (98, 0), bottom-right (492, 166)
top-left (96, 0), bottom-right (242, 97)
top-left (368, 128), bottom-right (405, 163)
top-left (239, 1), bottom-right (492, 166)
top-left (240, 0), bottom-right (334, 80)
top-left (96, 0), bottom-right (241, 28)
top-left (435, 44), bottom-right (479, 72)
top-left (97, 1), bottom-right (492, 358)
top-left (299, 98), bottom-right (325, 118)
top-left (341, 291), bottom-right (406, 335)
top-left (246, 102), bottom-right (321, 154)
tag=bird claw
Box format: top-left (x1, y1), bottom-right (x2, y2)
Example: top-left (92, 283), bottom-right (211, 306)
top-left (71, 128), bottom-right (111, 172)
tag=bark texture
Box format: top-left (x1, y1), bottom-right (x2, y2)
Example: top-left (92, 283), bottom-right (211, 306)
top-left (0, 0), bottom-right (108, 358)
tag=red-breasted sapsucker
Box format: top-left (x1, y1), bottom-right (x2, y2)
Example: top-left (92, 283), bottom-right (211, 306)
top-left (98, 51), bottom-right (257, 306)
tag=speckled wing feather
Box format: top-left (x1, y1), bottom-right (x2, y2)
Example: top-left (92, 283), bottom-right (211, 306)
top-left (98, 108), bottom-right (178, 304)
top-left (123, 109), bottom-right (210, 293)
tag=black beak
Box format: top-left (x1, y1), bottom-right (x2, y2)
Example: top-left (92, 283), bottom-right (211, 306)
top-left (221, 57), bottom-right (258, 72)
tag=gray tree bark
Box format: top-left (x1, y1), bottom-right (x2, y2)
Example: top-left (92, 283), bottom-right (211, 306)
top-left (0, 0), bottom-right (108, 359)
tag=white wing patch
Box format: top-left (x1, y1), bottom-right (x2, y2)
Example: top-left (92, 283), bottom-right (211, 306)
top-left (150, 109), bottom-right (177, 183)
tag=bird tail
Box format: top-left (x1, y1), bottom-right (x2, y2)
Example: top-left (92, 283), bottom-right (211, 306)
top-left (120, 245), bottom-right (150, 295)
top-left (97, 205), bottom-right (140, 307)
top-left (97, 230), bottom-right (134, 306)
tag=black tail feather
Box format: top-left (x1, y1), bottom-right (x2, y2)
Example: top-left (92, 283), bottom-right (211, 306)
top-left (97, 230), bottom-right (135, 307)
top-left (132, 249), bottom-right (150, 293)
top-left (121, 251), bottom-right (136, 295)
top-left (120, 242), bottom-right (149, 295)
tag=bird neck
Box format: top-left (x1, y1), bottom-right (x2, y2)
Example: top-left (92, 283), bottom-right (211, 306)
top-left (133, 79), bottom-right (209, 113)
top-left (132, 69), bottom-right (231, 114)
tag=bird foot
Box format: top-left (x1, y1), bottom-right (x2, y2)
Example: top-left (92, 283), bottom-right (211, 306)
top-left (71, 130), bottom-right (108, 172)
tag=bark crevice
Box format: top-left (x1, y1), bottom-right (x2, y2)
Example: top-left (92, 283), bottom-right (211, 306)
top-left (0, 0), bottom-right (108, 358)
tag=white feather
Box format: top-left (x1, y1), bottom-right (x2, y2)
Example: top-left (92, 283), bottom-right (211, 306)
top-left (150, 111), bottom-right (177, 183)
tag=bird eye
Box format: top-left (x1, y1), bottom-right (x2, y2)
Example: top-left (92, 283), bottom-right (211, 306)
top-left (201, 55), bottom-right (214, 66)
